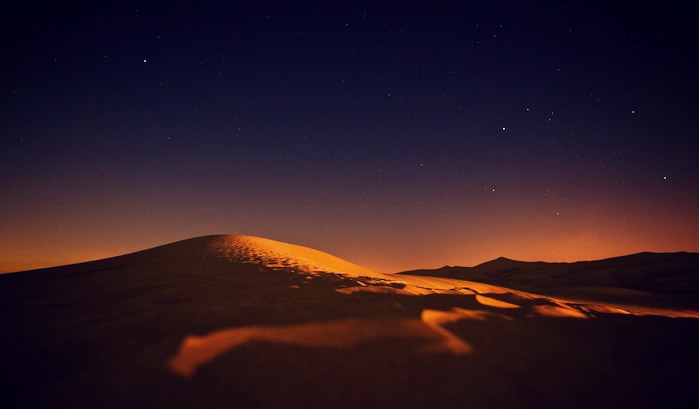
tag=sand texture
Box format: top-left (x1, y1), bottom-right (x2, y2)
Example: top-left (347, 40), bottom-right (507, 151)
top-left (2, 235), bottom-right (698, 408)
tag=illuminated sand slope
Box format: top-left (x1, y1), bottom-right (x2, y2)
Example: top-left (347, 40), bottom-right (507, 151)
top-left (2, 235), bottom-right (699, 408)
top-left (214, 235), bottom-right (384, 278)
top-left (217, 235), bottom-right (534, 296)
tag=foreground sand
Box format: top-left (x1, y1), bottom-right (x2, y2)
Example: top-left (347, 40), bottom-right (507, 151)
top-left (1, 235), bottom-right (698, 408)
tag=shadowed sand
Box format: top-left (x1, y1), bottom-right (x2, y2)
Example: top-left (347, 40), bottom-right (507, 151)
top-left (2, 235), bottom-right (698, 408)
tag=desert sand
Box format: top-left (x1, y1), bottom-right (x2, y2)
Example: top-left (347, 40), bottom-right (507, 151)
top-left (1, 235), bottom-right (698, 408)
top-left (400, 252), bottom-right (699, 317)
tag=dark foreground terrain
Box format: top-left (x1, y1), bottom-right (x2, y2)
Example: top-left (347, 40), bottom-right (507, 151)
top-left (2, 236), bottom-right (698, 408)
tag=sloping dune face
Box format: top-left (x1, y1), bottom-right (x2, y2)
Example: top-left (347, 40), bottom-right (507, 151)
top-left (208, 235), bottom-right (530, 297)
top-left (211, 235), bottom-right (386, 278)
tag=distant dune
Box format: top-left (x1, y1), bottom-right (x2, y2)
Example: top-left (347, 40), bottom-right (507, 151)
top-left (2, 235), bottom-right (698, 408)
top-left (398, 252), bottom-right (699, 313)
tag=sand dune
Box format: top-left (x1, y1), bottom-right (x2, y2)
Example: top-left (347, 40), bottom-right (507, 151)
top-left (400, 252), bottom-right (699, 295)
top-left (212, 235), bottom-right (385, 278)
top-left (2, 235), bottom-right (698, 408)
top-left (400, 252), bottom-right (699, 315)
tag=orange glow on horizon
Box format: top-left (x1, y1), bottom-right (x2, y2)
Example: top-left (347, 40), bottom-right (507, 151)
top-left (1, 187), bottom-right (697, 274)
top-left (2, 223), bottom-right (697, 275)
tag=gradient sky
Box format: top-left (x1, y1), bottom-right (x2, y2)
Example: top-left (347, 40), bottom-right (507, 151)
top-left (2, 1), bottom-right (698, 273)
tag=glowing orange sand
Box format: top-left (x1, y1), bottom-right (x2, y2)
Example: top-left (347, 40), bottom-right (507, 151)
top-left (167, 308), bottom-right (500, 378)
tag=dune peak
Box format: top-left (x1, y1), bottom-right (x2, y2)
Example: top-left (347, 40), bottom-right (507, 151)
top-left (209, 235), bottom-right (385, 278)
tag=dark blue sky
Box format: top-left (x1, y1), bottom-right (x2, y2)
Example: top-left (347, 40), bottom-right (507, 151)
top-left (2, 1), bottom-right (697, 273)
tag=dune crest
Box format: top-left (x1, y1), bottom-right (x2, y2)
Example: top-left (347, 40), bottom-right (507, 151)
top-left (207, 235), bottom-right (661, 322)
top-left (212, 235), bottom-right (540, 297)
top-left (213, 235), bottom-right (386, 278)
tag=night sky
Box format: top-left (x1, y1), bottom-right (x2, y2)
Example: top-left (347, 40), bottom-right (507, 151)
top-left (2, 1), bottom-right (697, 273)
